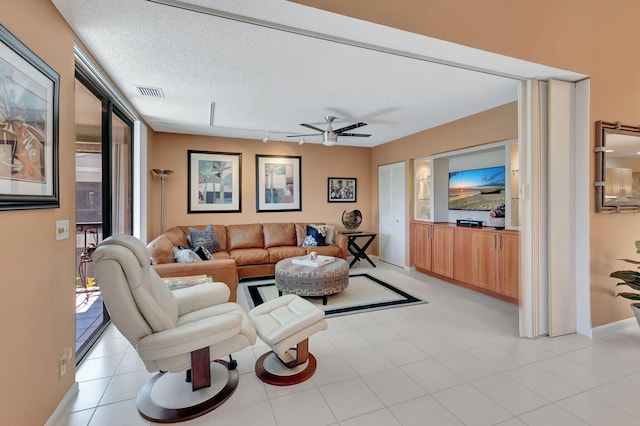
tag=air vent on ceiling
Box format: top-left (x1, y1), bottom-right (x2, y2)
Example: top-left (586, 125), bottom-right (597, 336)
top-left (135, 86), bottom-right (165, 98)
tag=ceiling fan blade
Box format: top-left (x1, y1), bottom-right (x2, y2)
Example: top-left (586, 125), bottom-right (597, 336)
top-left (339, 132), bottom-right (371, 137)
top-left (300, 123), bottom-right (325, 132)
top-left (334, 122), bottom-right (367, 133)
top-left (287, 133), bottom-right (322, 137)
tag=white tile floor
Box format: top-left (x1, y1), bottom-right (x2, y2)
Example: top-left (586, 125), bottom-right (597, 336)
top-left (57, 261), bottom-right (640, 426)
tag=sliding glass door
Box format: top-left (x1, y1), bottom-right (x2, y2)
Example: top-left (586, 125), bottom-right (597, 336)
top-left (74, 70), bottom-right (133, 362)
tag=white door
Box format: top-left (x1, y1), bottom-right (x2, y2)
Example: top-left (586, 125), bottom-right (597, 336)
top-left (379, 162), bottom-right (406, 266)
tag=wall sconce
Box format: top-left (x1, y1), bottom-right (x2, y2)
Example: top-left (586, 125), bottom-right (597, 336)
top-left (152, 168), bottom-right (174, 233)
top-left (298, 137), bottom-right (305, 146)
top-left (263, 133), bottom-right (269, 143)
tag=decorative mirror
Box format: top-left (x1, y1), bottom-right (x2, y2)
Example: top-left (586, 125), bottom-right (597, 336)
top-left (595, 120), bottom-right (640, 212)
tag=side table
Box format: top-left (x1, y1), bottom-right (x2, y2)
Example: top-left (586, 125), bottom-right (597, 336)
top-left (341, 231), bottom-right (377, 268)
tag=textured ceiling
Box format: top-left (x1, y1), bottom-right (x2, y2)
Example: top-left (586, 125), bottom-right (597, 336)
top-left (53, 0), bottom-right (586, 147)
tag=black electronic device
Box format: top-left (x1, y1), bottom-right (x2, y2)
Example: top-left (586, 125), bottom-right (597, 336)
top-left (456, 219), bottom-right (483, 228)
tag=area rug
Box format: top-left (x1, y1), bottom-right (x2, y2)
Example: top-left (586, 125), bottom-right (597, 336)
top-left (242, 273), bottom-right (426, 317)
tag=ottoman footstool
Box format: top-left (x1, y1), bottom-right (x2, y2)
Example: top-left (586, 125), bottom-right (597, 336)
top-left (249, 294), bottom-right (327, 386)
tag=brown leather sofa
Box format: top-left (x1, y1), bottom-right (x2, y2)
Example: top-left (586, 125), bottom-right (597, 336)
top-left (147, 223), bottom-right (348, 301)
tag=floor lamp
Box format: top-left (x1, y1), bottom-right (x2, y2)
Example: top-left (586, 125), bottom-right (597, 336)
top-left (152, 168), bottom-right (174, 233)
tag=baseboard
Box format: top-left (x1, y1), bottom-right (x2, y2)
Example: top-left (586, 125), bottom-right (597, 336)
top-left (592, 317), bottom-right (637, 338)
top-left (44, 381), bottom-right (79, 426)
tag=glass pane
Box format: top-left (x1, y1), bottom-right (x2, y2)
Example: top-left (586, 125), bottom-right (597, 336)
top-left (111, 112), bottom-right (132, 235)
top-left (75, 77), bottom-right (107, 356)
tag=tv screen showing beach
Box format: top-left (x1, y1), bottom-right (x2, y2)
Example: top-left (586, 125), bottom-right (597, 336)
top-left (448, 166), bottom-right (506, 211)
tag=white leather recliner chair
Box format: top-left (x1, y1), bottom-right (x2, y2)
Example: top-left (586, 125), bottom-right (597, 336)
top-left (91, 234), bottom-right (256, 423)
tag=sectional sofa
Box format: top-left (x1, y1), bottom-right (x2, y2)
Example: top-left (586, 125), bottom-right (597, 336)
top-left (147, 223), bottom-right (348, 301)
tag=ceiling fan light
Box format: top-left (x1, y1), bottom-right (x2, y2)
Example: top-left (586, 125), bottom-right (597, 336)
top-left (323, 132), bottom-right (338, 146)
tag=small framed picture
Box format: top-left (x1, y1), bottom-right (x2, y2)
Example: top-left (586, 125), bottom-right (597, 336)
top-left (328, 177), bottom-right (356, 202)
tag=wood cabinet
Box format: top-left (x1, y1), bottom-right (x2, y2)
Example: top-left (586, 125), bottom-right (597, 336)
top-left (410, 222), bottom-right (453, 278)
top-left (410, 222), bottom-right (431, 271)
top-left (411, 222), bottom-right (520, 303)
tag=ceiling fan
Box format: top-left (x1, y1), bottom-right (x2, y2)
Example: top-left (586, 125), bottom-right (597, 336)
top-left (288, 116), bottom-right (371, 146)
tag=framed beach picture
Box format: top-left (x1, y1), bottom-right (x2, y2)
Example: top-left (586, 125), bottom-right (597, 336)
top-left (0, 25), bottom-right (59, 210)
top-left (188, 150), bottom-right (241, 213)
top-left (328, 177), bottom-right (357, 202)
top-left (256, 154), bottom-right (301, 212)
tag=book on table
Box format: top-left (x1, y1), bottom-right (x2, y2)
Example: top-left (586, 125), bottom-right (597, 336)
top-left (162, 274), bottom-right (211, 290)
top-left (291, 255), bottom-right (335, 267)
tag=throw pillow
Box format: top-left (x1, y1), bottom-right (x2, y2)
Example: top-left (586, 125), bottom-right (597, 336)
top-left (303, 225), bottom-right (327, 247)
top-left (172, 247), bottom-right (202, 263)
top-left (189, 225), bottom-right (221, 253)
top-left (326, 225), bottom-right (336, 245)
top-left (193, 246), bottom-right (213, 261)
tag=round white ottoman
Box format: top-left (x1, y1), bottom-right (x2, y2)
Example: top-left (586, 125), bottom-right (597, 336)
top-left (248, 294), bottom-right (327, 385)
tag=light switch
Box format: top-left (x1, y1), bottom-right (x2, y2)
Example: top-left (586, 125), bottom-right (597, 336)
top-left (56, 220), bottom-right (69, 240)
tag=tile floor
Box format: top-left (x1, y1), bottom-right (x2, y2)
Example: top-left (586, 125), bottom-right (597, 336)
top-left (56, 261), bottom-right (640, 426)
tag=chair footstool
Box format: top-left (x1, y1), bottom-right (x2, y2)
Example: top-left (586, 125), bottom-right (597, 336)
top-left (248, 294), bottom-right (327, 385)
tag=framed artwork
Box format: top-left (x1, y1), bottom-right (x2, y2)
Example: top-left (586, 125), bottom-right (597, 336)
top-left (0, 25), bottom-right (59, 210)
top-left (188, 150), bottom-right (241, 213)
top-left (256, 154), bottom-right (301, 212)
top-left (328, 177), bottom-right (357, 202)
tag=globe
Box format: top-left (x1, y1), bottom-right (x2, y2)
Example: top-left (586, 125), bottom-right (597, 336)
top-left (342, 209), bottom-right (363, 229)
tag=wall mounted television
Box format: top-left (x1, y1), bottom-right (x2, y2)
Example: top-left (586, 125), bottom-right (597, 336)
top-left (448, 165), bottom-right (506, 211)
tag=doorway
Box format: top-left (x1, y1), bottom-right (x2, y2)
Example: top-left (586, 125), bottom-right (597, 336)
top-left (74, 69), bottom-right (134, 362)
top-left (378, 161), bottom-right (406, 267)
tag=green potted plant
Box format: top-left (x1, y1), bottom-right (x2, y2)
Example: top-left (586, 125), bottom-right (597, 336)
top-left (610, 240), bottom-right (640, 326)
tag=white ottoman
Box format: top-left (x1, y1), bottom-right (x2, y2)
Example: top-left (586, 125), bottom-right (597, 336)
top-left (249, 294), bottom-right (328, 385)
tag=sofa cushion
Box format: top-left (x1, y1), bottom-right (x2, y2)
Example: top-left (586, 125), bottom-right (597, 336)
top-left (227, 224), bottom-right (264, 250)
top-left (267, 246), bottom-right (306, 263)
top-left (228, 248), bottom-right (270, 266)
top-left (188, 225), bottom-right (222, 253)
top-left (148, 234), bottom-right (176, 264)
top-left (263, 223), bottom-right (297, 248)
top-left (303, 225), bottom-right (327, 247)
top-left (305, 245), bottom-right (341, 258)
top-left (164, 226), bottom-right (190, 248)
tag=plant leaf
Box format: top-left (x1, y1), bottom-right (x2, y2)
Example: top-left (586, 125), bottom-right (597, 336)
top-left (618, 258), bottom-right (640, 265)
top-left (616, 281), bottom-right (640, 291)
top-left (616, 292), bottom-right (640, 300)
top-left (610, 270), bottom-right (640, 283)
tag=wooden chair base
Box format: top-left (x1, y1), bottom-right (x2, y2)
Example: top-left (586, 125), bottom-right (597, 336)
top-left (137, 359), bottom-right (238, 423)
top-left (255, 340), bottom-right (317, 386)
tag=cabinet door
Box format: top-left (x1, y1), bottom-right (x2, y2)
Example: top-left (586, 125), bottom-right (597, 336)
top-left (431, 226), bottom-right (453, 278)
top-left (453, 228), bottom-right (472, 283)
top-left (470, 231), bottom-right (498, 291)
top-left (498, 233), bottom-right (520, 299)
top-left (410, 222), bottom-right (431, 271)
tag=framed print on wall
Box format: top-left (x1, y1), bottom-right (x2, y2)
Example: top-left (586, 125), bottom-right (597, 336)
top-left (328, 177), bottom-right (357, 202)
top-left (256, 154), bottom-right (301, 212)
top-left (0, 24), bottom-right (59, 210)
top-left (188, 150), bottom-right (241, 213)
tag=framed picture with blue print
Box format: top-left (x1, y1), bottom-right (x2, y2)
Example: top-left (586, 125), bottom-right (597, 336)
top-left (188, 150), bottom-right (241, 213)
top-left (256, 154), bottom-right (301, 212)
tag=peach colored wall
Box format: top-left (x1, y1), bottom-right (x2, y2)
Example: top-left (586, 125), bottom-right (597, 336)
top-left (0, 1), bottom-right (77, 424)
top-left (149, 133), bottom-right (372, 240)
top-left (294, 0), bottom-right (640, 328)
top-left (369, 103), bottom-right (517, 254)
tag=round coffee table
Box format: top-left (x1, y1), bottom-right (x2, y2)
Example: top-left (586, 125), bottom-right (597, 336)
top-left (275, 257), bottom-right (349, 305)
